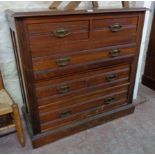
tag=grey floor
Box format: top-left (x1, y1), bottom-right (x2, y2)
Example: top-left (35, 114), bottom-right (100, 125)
top-left (0, 84), bottom-right (155, 154)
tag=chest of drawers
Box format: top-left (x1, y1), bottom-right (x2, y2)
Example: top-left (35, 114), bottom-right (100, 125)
top-left (6, 8), bottom-right (145, 148)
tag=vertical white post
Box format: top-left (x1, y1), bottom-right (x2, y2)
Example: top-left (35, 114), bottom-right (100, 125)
top-left (133, 1), bottom-right (154, 99)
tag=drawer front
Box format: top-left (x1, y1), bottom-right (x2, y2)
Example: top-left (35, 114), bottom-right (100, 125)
top-left (30, 36), bottom-right (136, 58)
top-left (27, 20), bottom-right (89, 40)
top-left (33, 45), bottom-right (135, 81)
top-left (92, 16), bottom-right (138, 39)
top-left (28, 20), bottom-right (89, 58)
top-left (35, 64), bottom-right (130, 99)
top-left (32, 46), bottom-right (136, 72)
top-left (40, 84), bottom-right (129, 131)
top-left (27, 16), bottom-right (138, 58)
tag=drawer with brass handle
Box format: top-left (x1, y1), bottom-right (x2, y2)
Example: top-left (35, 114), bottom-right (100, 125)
top-left (93, 16), bottom-right (138, 30)
top-left (28, 21), bottom-right (89, 57)
top-left (91, 16), bottom-right (138, 46)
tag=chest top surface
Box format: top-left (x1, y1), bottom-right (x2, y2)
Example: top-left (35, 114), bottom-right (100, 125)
top-left (6, 8), bottom-right (146, 18)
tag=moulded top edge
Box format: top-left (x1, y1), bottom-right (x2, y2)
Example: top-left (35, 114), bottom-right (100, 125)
top-left (5, 7), bottom-right (147, 18)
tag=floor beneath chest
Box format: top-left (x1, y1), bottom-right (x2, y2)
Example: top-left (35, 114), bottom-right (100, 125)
top-left (0, 84), bottom-right (155, 153)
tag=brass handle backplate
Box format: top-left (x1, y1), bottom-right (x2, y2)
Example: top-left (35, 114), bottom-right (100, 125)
top-left (53, 28), bottom-right (71, 38)
top-left (56, 57), bottom-right (71, 67)
top-left (109, 49), bottom-right (121, 57)
top-left (104, 97), bottom-right (116, 105)
top-left (109, 23), bottom-right (122, 32)
top-left (59, 109), bottom-right (72, 118)
top-left (106, 73), bottom-right (117, 82)
top-left (57, 85), bottom-right (70, 94)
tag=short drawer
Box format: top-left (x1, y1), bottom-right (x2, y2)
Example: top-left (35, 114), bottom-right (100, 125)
top-left (35, 64), bottom-right (130, 99)
top-left (39, 84), bottom-right (129, 131)
top-left (92, 16), bottom-right (138, 39)
top-left (27, 21), bottom-right (89, 55)
top-left (33, 45), bottom-right (135, 81)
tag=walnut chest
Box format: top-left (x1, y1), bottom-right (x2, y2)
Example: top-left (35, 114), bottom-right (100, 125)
top-left (6, 8), bottom-right (145, 148)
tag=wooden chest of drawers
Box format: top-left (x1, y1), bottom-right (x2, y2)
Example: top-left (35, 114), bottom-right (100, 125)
top-left (6, 8), bottom-right (145, 148)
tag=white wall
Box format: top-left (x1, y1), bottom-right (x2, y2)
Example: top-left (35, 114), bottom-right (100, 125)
top-left (0, 1), bottom-right (151, 107)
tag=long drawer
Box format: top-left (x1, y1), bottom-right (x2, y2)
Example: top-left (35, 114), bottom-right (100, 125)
top-left (40, 84), bottom-right (129, 132)
top-left (32, 45), bottom-right (136, 72)
top-left (35, 63), bottom-right (130, 99)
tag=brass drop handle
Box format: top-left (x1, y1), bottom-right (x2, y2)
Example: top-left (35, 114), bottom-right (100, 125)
top-left (53, 28), bottom-right (71, 38)
top-left (57, 85), bottom-right (70, 94)
top-left (109, 49), bottom-right (121, 57)
top-left (59, 109), bottom-right (72, 118)
top-left (106, 73), bottom-right (117, 82)
top-left (104, 97), bottom-right (116, 105)
top-left (109, 23), bottom-right (122, 32)
top-left (56, 57), bottom-right (71, 67)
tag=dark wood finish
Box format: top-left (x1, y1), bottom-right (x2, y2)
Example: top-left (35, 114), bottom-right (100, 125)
top-left (6, 8), bottom-right (145, 148)
top-left (0, 72), bottom-right (4, 90)
top-left (32, 47), bottom-right (136, 69)
top-left (142, 6), bottom-right (155, 90)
